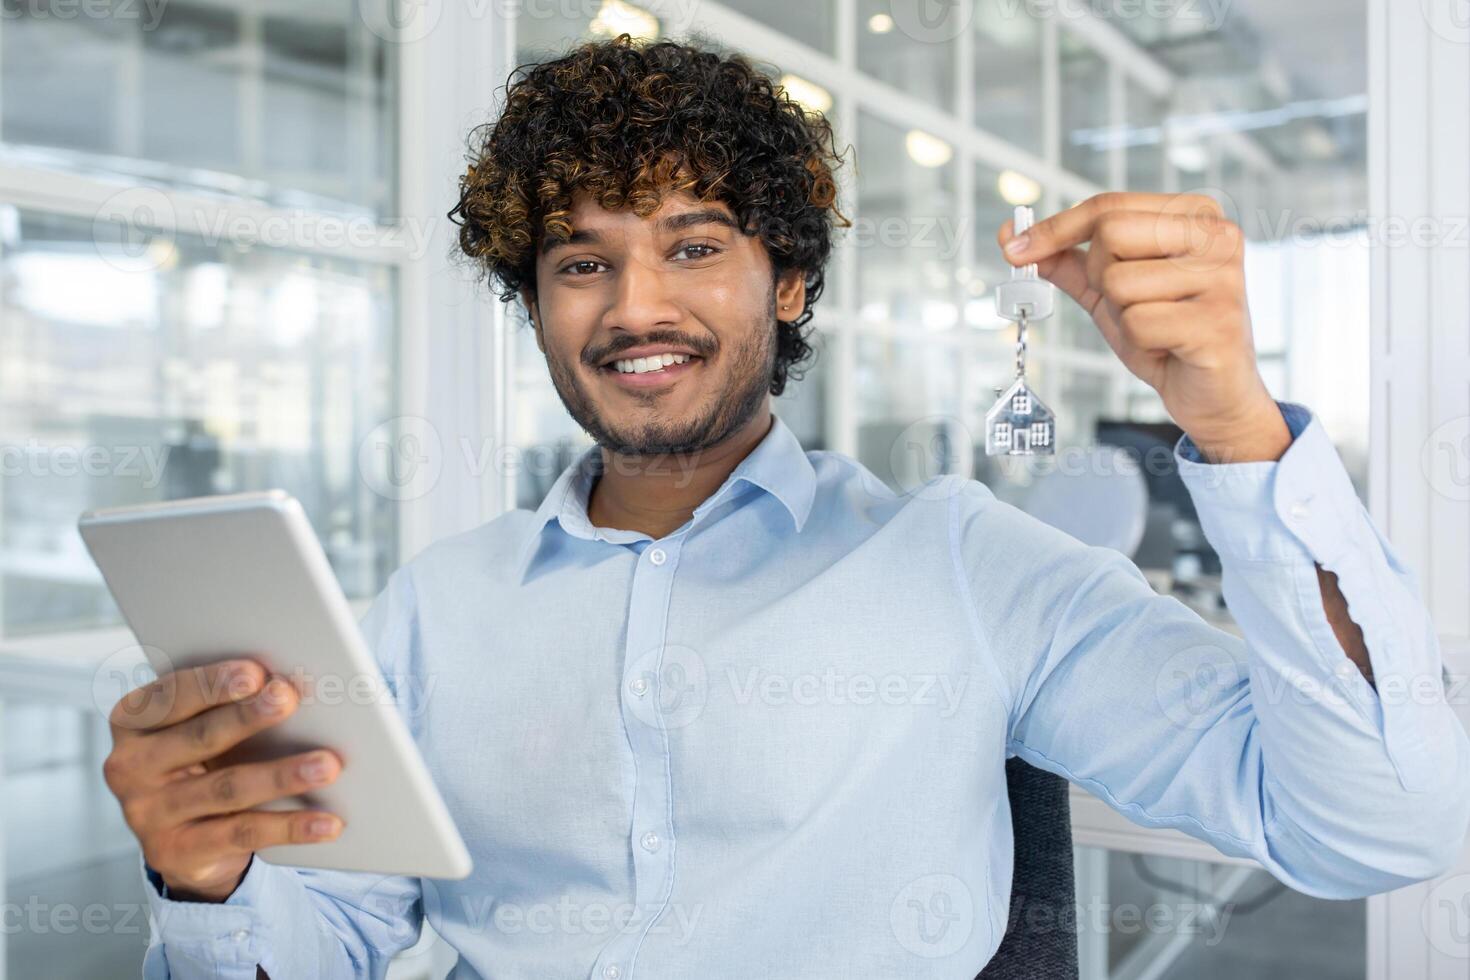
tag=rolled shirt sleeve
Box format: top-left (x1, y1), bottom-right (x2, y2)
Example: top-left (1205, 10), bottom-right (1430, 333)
top-left (953, 399), bottom-right (1470, 899)
top-left (137, 567), bottom-right (428, 978)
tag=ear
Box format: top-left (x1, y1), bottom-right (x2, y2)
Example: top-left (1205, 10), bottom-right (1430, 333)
top-left (521, 287), bottom-right (546, 354)
top-left (775, 269), bottom-right (807, 321)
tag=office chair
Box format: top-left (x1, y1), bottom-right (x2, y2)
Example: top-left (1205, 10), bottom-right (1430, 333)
top-left (975, 758), bottom-right (1080, 979)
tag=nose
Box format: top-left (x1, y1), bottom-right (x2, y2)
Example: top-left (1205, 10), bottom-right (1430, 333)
top-left (602, 251), bottom-right (683, 334)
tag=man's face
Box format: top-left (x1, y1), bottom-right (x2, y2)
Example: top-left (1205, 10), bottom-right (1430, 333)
top-left (525, 188), bottom-right (804, 456)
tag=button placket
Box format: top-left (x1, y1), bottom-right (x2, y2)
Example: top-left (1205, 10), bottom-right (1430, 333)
top-left (594, 539), bottom-right (681, 980)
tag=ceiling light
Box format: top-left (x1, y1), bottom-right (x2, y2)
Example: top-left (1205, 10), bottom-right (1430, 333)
top-left (1168, 141), bottom-right (1211, 173)
top-left (590, 1), bottom-right (659, 42)
top-left (778, 73), bottom-right (832, 114)
top-left (905, 129), bottom-right (953, 168)
top-left (997, 170), bottom-right (1041, 206)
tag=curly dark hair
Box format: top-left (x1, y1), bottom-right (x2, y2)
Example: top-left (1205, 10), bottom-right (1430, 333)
top-left (447, 32), bottom-right (851, 397)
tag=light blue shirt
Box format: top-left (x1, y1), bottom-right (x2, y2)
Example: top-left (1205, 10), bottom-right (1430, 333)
top-left (139, 401), bottom-right (1470, 979)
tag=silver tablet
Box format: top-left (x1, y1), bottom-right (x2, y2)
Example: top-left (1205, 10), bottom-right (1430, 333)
top-left (78, 490), bottom-right (472, 881)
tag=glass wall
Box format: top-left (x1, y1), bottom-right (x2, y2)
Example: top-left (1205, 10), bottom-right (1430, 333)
top-left (0, 2), bottom-right (405, 975)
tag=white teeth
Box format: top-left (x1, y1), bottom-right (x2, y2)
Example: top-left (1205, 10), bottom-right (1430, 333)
top-left (612, 352), bottom-right (693, 374)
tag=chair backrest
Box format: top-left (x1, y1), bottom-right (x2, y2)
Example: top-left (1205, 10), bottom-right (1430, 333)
top-left (975, 758), bottom-right (1079, 980)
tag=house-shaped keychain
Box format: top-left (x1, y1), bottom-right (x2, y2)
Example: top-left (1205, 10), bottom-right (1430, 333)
top-left (984, 376), bottom-right (1055, 455)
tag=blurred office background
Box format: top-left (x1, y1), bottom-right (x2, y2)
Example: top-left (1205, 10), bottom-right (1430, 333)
top-left (0, 0), bottom-right (1402, 977)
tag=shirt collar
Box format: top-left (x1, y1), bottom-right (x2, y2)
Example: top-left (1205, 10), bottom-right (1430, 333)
top-left (512, 412), bottom-right (816, 583)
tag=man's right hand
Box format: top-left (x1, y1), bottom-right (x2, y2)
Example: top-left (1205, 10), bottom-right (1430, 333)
top-left (103, 658), bottom-right (346, 903)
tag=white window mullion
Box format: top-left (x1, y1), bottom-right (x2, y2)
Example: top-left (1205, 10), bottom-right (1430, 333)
top-left (1368, 0), bottom-right (1470, 976)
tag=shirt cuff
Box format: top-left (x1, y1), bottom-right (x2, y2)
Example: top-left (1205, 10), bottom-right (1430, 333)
top-left (1172, 399), bottom-right (1343, 563)
top-left (141, 851), bottom-right (278, 976)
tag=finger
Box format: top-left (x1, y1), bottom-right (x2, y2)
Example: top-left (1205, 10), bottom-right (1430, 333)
top-left (1007, 192), bottom-right (1226, 263)
top-left (143, 675), bottom-right (300, 776)
top-left (160, 750), bottom-right (343, 824)
top-left (1036, 247), bottom-right (1103, 314)
top-left (109, 658), bottom-right (269, 736)
top-left (1097, 258), bottom-right (1211, 308)
top-left (1117, 301), bottom-right (1197, 351)
top-left (179, 807), bottom-right (346, 858)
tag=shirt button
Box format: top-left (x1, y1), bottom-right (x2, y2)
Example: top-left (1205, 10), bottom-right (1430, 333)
top-left (641, 830), bottom-right (661, 852)
top-left (649, 547), bottom-right (666, 566)
top-left (603, 965), bottom-right (622, 980)
top-left (629, 676), bottom-right (649, 697)
top-left (1288, 499), bottom-right (1311, 522)
top-left (231, 929), bottom-right (250, 942)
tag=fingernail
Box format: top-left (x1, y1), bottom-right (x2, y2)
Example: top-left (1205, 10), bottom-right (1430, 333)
top-left (224, 664), bottom-right (256, 694)
top-left (255, 680), bottom-right (286, 714)
top-left (299, 753), bottom-right (333, 783)
top-left (308, 817), bottom-right (339, 838)
top-left (1005, 235), bottom-right (1030, 256)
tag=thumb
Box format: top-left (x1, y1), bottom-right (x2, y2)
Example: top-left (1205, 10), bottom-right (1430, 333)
top-left (998, 220), bottom-right (1093, 312)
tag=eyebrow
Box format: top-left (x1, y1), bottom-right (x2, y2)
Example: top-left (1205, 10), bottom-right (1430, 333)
top-left (542, 208), bottom-right (740, 255)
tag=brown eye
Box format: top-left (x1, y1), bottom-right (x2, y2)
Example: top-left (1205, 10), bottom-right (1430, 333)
top-left (677, 243), bottom-right (720, 260)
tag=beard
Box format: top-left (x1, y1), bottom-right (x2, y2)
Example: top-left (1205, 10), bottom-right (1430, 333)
top-left (541, 284), bottom-right (778, 457)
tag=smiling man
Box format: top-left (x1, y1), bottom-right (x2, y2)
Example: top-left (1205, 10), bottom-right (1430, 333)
top-left (131, 34), bottom-right (1470, 980)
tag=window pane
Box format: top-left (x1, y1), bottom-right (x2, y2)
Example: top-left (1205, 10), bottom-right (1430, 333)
top-left (973, 0), bottom-right (1044, 154)
top-left (1, 0), bottom-right (396, 217)
top-left (854, 112), bottom-right (959, 336)
top-left (717, 0), bottom-right (835, 53)
top-left (857, 0), bottom-right (956, 111)
top-left (1060, 31), bottom-right (1111, 186)
top-left (0, 209), bottom-right (398, 635)
top-left (509, 318), bottom-right (594, 512)
top-left (1125, 80), bottom-right (1166, 191)
top-left (854, 334), bottom-right (963, 492)
top-left (1074, 847), bottom-right (1366, 980)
